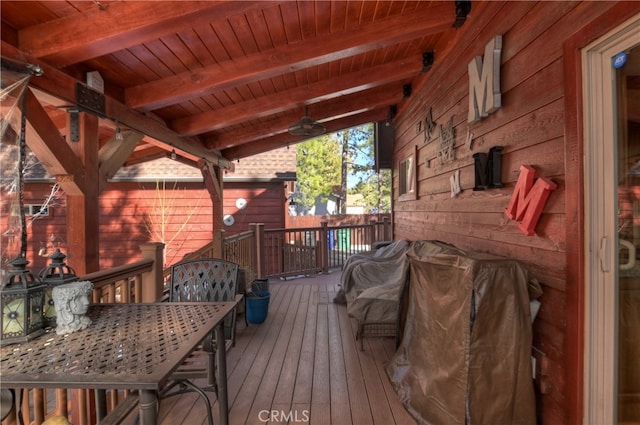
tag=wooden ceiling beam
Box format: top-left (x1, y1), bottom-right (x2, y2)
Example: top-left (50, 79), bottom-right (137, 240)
top-left (21, 89), bottom-right (85, 195)
top-left (123, 147), bottom-right (172, 167)
top-left (222, 108), bottom-right (388, 160)
top-left (207, 84), bottom-right (403, 150)
top-left (1, 41), bottom-right (234, 171)
top-left (124, 3), bottom-right (455, 110)
top-left (171, 56), bottom-right (422, 136)
top-left (18, 1), bottom-right (275, 67)
top-left (98, 130), bottom-right (145, 184)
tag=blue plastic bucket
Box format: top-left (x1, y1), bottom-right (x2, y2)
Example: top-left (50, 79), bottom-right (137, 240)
top-left (246, 291), bottom-right (270, 324)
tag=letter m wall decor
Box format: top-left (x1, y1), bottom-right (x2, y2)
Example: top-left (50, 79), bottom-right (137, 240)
top-left (504, 165), bottom-right (558, 236)
top-left (468, 35), bottom-right (502, 123)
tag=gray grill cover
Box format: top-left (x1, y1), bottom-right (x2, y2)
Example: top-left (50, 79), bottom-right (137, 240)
top-left (386, 240), bottom-right (542, 425)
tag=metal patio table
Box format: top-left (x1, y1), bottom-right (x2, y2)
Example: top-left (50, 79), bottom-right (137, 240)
top-left (0, 297), bottom-right (242, 425)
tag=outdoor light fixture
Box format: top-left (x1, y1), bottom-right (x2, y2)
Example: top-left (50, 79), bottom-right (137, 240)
top-left (38, 249), bottom-right (78, 328)
top-left (115, 126), bottom-right (123, 141)
top-left (288, 106), bottom-right (326, 137)
top-left (1, 257), bottom-right (46, 346)
top-left (170, 149), bottom-right (177, 160)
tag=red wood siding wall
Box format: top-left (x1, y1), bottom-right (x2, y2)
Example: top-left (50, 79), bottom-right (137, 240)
top-left (391, 2), bottom-right (639, 423)
top-left (222, 183), bottom-right (287, 235)
top-left (100, 182), bottom-right (213, 268)
top-left (3, 181), bottom-right (287, 271)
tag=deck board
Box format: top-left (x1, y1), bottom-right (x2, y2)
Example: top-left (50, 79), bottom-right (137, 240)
top-left (149, 271), bottom-right (416, 425)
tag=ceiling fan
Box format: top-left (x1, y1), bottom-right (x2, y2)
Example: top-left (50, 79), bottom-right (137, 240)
top-left (288, 106), bottom-right (326, 137)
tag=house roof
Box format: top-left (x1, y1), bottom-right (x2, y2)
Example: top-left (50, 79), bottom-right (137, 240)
top-left (0, 144), bottom-right (296, 184)
top-left (112, 145), bottom-right (297, 182)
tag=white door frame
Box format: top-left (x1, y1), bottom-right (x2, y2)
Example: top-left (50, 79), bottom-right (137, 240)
top-left (582, 14), bottom-right (640, 424)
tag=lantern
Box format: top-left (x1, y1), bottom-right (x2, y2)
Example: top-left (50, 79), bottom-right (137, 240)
top-left (0, 256), bottom-right (46, 346)
top-left (38, 249), bottom-right (78, 328)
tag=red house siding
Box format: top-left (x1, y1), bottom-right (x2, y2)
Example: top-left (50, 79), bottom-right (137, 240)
top-left (3, 180), bottom-right (287, 272)
top-left (391, 2), bottom-right (639, 423)
top-left (222, 183), bottom-right (288, 235)
top-left (99, 182), bottom-right (214, 269)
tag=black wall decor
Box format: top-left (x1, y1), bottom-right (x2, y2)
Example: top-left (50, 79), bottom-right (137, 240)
top-left (473, 146), bottom-right (503, 190)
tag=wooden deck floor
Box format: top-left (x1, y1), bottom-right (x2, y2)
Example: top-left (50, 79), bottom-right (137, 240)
top-left (155, 270), bottom-right (416, 425)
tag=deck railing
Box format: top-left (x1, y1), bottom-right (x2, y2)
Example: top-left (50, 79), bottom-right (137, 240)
top-left (3, 218), bottom-right (391, 425)
top-left (3, 246), bottom-right (163, 425)
top-left (261, 218), bottom-right (390, 278)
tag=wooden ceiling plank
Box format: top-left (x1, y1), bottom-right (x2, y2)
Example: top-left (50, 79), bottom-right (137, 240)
top-left (1, 41), bottom-right (234, 171)
top-left (208, 84), bottom-right (402, 149)
top-left (172, 56), bottom-right (421, 135)
top-left (222, 108), bottom-right (388, 160)
top-left (262, 4), bottom-right (288, 45)
top-left (19, 1), bottom-right (277, 67)
top-left (21, 88), bottom-right (85, 195)
top-left (228, 13), bottom-right (260, 56)
top-left (124, 3), bottom-right (455, 110)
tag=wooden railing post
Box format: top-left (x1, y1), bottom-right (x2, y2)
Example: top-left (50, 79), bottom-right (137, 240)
top-left (212, 229), bottom-right (225, 258)
top-left (382, 216), bottom-right (391, 241)
top-left (139, 242), bottom-right (165, 302)
top-left (320, 221), bottom-right (329, 273)
top-left (251, 223), bottom-right (265, 278)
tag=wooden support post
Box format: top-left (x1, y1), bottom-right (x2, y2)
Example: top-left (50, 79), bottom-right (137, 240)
top-left (139, 242), bottom-right (165, 302)
top-left (212, 229), bottom-right (225, 259)
top-left (66, 111), bottom-right (100, 275)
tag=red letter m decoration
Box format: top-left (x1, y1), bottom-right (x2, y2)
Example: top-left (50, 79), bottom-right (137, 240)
top-left (504, 165), bottom-right (558, 236)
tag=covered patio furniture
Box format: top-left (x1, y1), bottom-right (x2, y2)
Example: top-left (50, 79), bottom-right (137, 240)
top-left (334, 239), bottom-right (410, 349)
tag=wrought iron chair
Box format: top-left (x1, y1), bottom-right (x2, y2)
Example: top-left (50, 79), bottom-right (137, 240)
top-left (160, 258), bottom-right (239, 425)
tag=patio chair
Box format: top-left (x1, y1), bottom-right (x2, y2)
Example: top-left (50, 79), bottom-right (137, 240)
top-left (160, 258), bottom-right (239, 425)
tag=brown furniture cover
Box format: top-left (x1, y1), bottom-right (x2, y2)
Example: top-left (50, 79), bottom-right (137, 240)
top-left (387, 240), bottom-right (542, 425)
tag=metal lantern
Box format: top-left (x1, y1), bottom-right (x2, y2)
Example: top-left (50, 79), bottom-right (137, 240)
top-left (0, 256), bottom-right (46, 346)
top-left (38, 249), bottom-right (78, 327)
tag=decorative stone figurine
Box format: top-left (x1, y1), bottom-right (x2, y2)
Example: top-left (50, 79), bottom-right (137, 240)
top-left (51, 280), bottom-right (93, 335)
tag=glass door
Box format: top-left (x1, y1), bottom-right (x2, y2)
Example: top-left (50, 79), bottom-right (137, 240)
top-left (583, 16), bottom-right (640, 424)
top-left (616, 41), bottom-right (640, 425)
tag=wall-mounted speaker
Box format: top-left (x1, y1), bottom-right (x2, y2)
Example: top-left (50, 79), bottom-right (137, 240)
top-left (375, 121), bottom-right (394, 171)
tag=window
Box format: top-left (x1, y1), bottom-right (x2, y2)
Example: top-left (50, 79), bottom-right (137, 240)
top-left (398, 145), bottom-right (417, 201)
